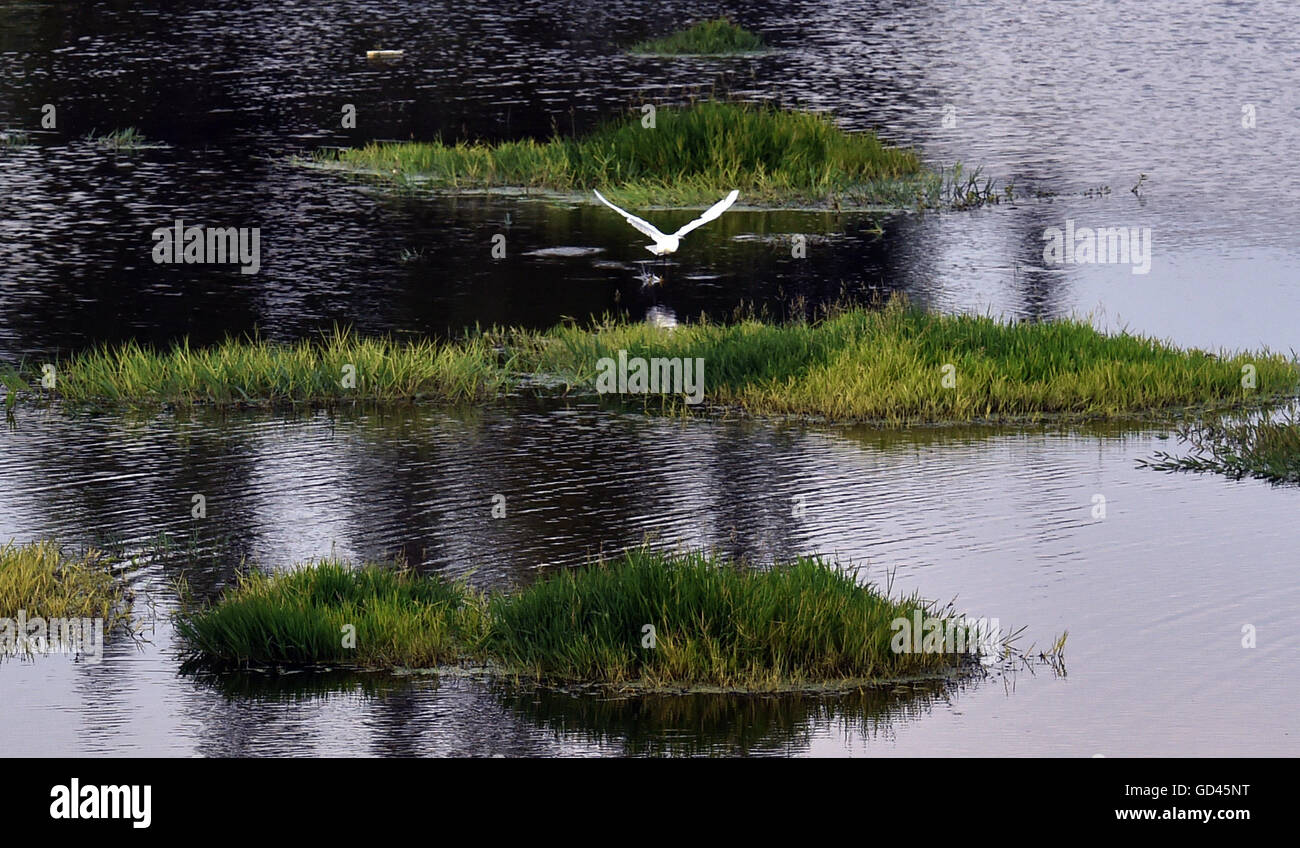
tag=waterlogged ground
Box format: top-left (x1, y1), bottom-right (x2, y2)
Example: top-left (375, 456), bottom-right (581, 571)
top-left (1, 403), bottom-right (1297, 756)
top-left (2, 0), bottom-right (1299, 756)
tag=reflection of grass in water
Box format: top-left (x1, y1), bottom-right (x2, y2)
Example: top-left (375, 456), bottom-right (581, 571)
top-left (200, 668), bottom-right (423, 702)
top-left (628, 18), bottom-right (765, 56)
top-left (176, 548), bottom-right (972, 687)
top-left (1141, 413), bottom-right (1300, 484)
top-left (500, 680), bottom-right (955, 757)
top-left (185, 669), bottom-right (957, 756)
top-left (320, 101), bottom-right (925, 208)
top-left (0, 541), bottom-right (134, 643)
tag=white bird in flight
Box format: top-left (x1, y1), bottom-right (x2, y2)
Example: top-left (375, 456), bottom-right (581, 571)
top-left (593, 189), bottom-right (739, 256)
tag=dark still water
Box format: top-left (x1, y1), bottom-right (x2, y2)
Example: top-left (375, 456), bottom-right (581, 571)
top-left (2, 0), bottom-right (1299, 757)
top-left (2, 0), bottom-right (1299, 360)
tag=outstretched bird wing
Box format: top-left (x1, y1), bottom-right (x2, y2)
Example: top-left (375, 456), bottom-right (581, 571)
top-left (593, 190), bottom-right (668, 242)
top-left (672, 190), bottom-right (739, 238)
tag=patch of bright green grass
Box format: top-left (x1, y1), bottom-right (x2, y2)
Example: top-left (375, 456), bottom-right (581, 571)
top-left (10, 302), bottom-right (1295, 422)
top-left (1141, 413), bottom-right (1300, 484)
top-left (175, 550), bottom-right (969, 687)
top-left (320, 101), bottom-right (925, 207)
top-left (22, 325), bottom-right (510, 407)
top-left (175, 560), bottom-right (485, 670)
top-left (628, 18), bottom-right (765, 55)
top-left (0, 540), bottom-right (131, 627)
top-left (529, 301), bottom-right (1299, 424)
top-left (485, 549), bottom-right (959, 687)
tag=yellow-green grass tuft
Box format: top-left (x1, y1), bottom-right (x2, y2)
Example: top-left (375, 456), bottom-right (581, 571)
top-left (486, 549), bottom-right (960, 687)
top-left (175, 560), bottom-right (486, 670)
top-left (531, 302), bottom-right (1298, 423)
top-left (0, 540), bottom-right (131, 629)
top-left (28, 326), bottom-right (510, 407)
top-left (7, 302), bottom-right (1295, 424)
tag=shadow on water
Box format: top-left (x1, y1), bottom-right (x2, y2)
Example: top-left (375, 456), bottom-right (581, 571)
top-left (492, 678), bottom-right (964, 757)
top-left (183, 668), bottom-right (969, 757)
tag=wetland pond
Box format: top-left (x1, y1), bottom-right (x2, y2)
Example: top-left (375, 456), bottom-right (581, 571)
top-left (2, 0), bottom-right (1298, 755)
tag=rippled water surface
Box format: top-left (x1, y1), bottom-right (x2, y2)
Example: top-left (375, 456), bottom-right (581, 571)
top-left (2, 0), bottom-right (1298, 756)
top-left (2, 404), bottom-right (1297, 756)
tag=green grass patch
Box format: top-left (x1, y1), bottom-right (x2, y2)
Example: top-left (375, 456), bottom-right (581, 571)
top-left (485, 549), bottom-right (958, 687)
top-left (175, 550), bottom-right (971, 687)
top-left (319, 101), bottom-right (926, 207)
top-left (1141, 413), bottom-right (1300, 484)
top-left (175, 560), bottom-right (485, 669)
top-left (0, 540), bottom-right (132, 629)
top-left (628, 18), bottom-right (765, 55)
top-left (529, 301), bottom-right (1299, 424)
top-left (8, 302), bottom-right (1295, 423)
top-left (11, 325), bottom-right (510, 407)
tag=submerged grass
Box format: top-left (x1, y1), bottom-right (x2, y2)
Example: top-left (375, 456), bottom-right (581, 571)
top-left (7, 302), bottom-right (1296, 423)
top-left (1140, 413), bottom-right (1300, 484)
top-left (320, 101), bottom-right (925, 207)
top-left (1, 127), bottom-right (31, 148)
top-left (628, 18), bottom-right (765, 55)
top-left (86, 127), bottom-right (149, 151)
top-left (176, 550), bottom-right (966, 687)
top-left (0, 540), bottom-right (131, 626)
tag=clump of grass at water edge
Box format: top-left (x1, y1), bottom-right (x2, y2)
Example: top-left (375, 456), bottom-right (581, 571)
top-left (174, 549), bottom-right (991, 690)
top-left (0, 541), bottom-right (136, 659)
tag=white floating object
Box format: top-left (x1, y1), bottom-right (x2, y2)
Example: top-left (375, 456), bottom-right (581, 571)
top-left (366, 49), bottom-right (404, 60)
top-left (522, 246), bottom-right (605, 258)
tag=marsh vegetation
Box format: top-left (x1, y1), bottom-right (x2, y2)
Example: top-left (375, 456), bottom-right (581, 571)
top-left (627, 18), bottom-right (765, 56)
top-left (317, 102), bottom-right (926, 208)
top-left (175, 549), bottom-right (972, 688)
top-left (6, 302), bottom-right (1294, 425)
top-left (1141, 413), bottom-right (1300, 484)
top-left (85, 127), bottom-right (151, 151)
top-left (0, 541), bottom-right (133, 633)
